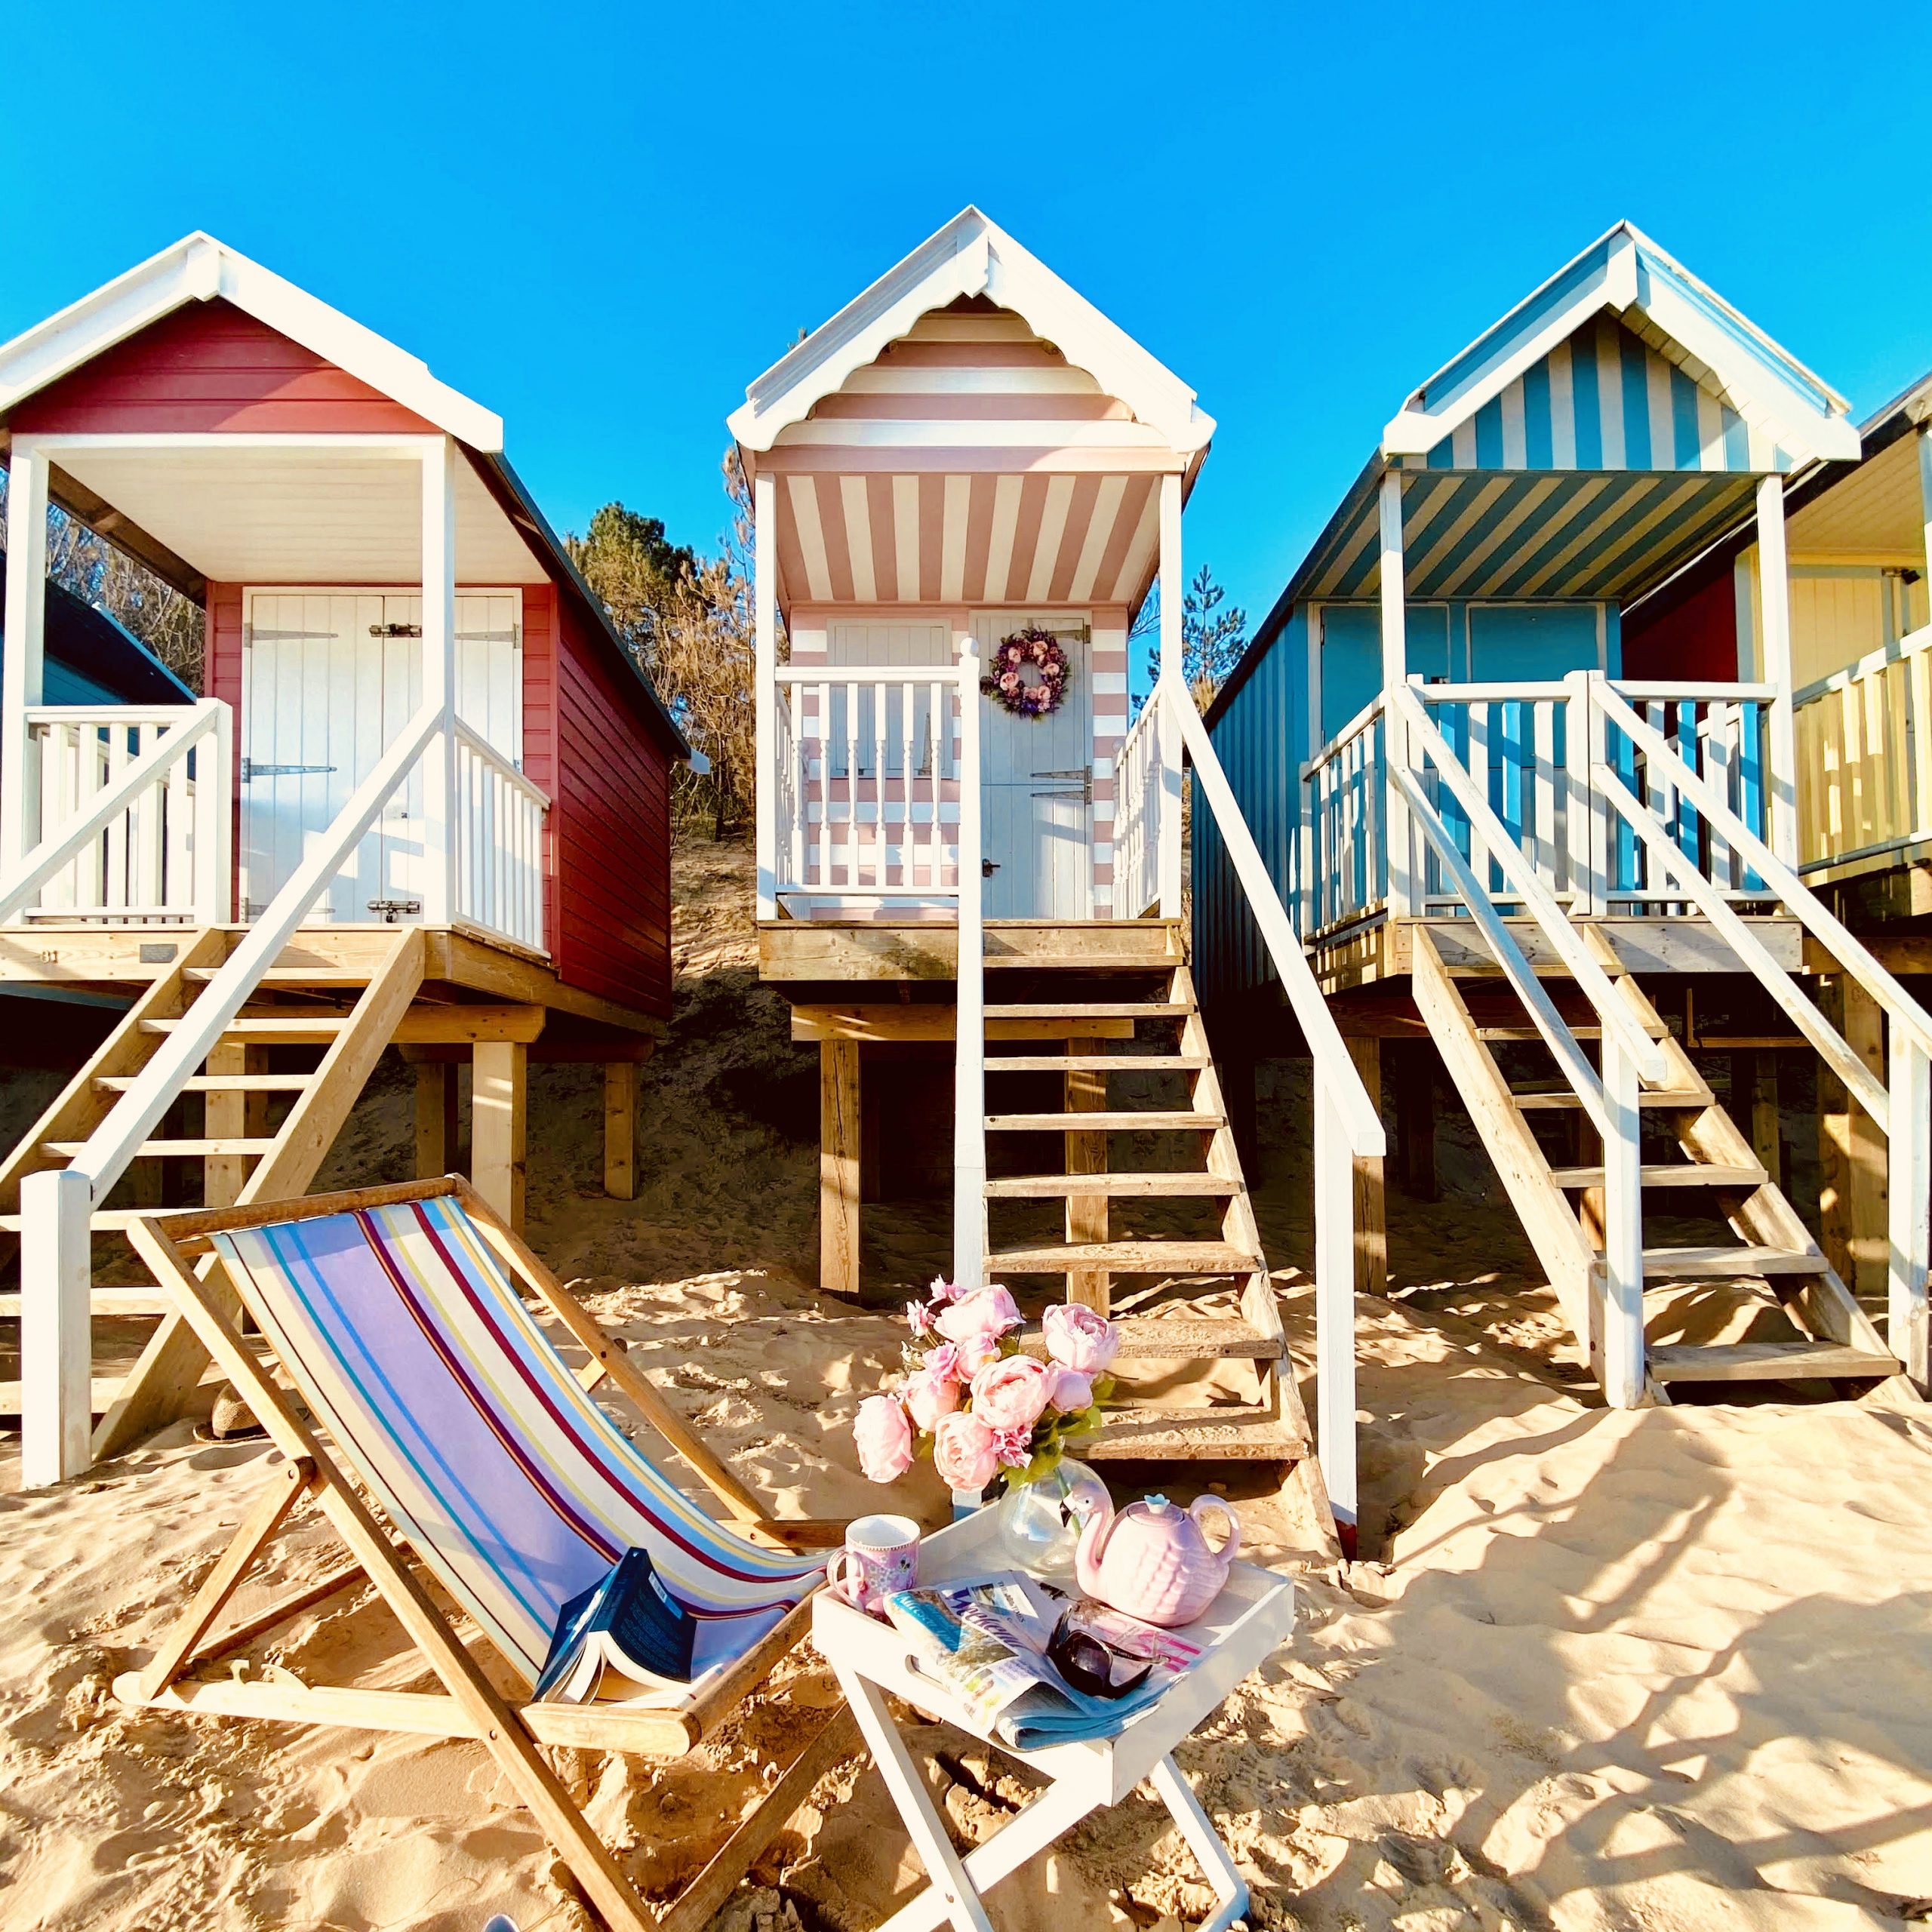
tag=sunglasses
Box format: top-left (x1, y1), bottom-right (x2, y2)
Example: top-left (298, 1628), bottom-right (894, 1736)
top-left (1046, 1613), bottom-right (1154, 1700)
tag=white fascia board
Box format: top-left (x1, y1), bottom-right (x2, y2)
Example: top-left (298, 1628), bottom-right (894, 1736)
top-left (1380, 229), bottom-right (1635, 457)
top-left (730, 206), bottom-right (1213, 457)
top-left (0, 232), bottom-right (503, 452)
top-left (1629, 253), bottom-right (1859, 465)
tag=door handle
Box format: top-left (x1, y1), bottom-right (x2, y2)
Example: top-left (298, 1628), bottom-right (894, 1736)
top-left (982, 859), bottom-right (1000, 876)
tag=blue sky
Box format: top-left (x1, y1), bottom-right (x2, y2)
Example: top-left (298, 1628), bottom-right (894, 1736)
top-left (4, 0), bottom-right (1929, 638)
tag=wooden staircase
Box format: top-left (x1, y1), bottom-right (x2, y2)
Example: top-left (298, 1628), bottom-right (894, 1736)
top-left (0, 926), bottom-right (426, 1455)
top-left (980, 952), bottom-right (1311, 1485)
top-left (1412, 924), bottom-right (1901, 1400)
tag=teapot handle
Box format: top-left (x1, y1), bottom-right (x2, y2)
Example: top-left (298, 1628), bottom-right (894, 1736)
top-left (1188, 1495), bottom-right (1241, 1567)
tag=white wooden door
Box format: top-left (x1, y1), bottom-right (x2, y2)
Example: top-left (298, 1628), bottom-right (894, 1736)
top-left (241, 591), bottom-right (521, 921)
top-left (974, 614), bottom-right (1092, 919)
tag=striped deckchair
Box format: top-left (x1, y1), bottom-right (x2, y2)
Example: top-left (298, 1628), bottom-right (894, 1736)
top-left (118, 1177), bottom-right (860, 1932)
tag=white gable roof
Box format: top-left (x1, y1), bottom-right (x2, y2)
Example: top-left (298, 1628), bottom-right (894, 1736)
top-left (729, 207), bottom-right (1214, 457)
top-left (1380, 221), bottom-right (1857, 468)
top-left (0, 231), bottom-right (503, 451)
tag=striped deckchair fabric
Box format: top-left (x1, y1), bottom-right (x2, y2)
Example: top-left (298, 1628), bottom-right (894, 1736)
top-left (211, 1194), bottom-right (825, 1687)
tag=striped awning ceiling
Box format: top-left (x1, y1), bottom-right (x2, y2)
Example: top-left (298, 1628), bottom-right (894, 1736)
top-left (760, 301), bottom-right (1177, 612)
top-left (1303, 466), bottom-right (1762, 603)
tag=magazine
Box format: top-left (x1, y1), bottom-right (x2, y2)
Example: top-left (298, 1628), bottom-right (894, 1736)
top-left (881, 1571), bottom-right (1182, 1751)
top-left (534, 1549), bottom-right (786, 1706)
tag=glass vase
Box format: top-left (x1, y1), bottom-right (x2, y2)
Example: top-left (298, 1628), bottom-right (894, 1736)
top-left (993, 1456), bottom-right (1107, 1583)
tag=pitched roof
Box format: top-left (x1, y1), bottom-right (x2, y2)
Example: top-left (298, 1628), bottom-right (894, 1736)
top-left (728, 207), bottom-right (1214, 458)
top-left (1381, 221), bottom-right (1857, 467)
top-left (0, 232), bottom-right (502, 449)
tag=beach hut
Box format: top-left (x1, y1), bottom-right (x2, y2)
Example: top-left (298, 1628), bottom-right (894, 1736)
top-left (1197, 223), bottom-right (1932, 1412)
top-left (733, 208), bottom-right (1384, 1535)
top-left (0, 233), bottom-right (685, 1483)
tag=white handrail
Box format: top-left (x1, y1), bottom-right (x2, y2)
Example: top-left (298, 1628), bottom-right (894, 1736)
top-left (69, 698), bottom-right (444, 1195)
top-left (1169, 676), bottom-right (1383, 1156)
top-left (1792, 622), bottom-right (1932, 709)
top-left (1395, 685), bottom-right (1666, 1084)
top-left (1595, 760), bottom-right (1891, 1129)
top-left (1392, 763), bottom-right (1614, 1137)
top-left (0, 700), bottom-right (226, 923)
top-left (1299, 693), bottom-right (1385, 780)
top-left (1597, 677), bottom-right (1932, 1062)
top-left (952, 635), bottom-right (986, 1287)
top-left (451, 719), bottom-right (549, 808)
top-left (1614, 680), bottom-right (1778, 703)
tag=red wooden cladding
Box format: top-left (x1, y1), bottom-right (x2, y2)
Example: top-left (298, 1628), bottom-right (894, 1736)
top-left (1621, 568), bottom-right (1740, 683)
top-left (12, 300), bottom-right (438, 435)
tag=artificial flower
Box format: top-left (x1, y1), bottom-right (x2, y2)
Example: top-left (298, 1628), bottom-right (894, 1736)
top-left (854, 1394), bottom-right (913, 1484)
top-left (1042, 1301), bottom-right (1120, 1375)
top-left (969, 1354), bottom-right (1054, 1431)
top-left (931, 1411), bottom-right (998, 1492)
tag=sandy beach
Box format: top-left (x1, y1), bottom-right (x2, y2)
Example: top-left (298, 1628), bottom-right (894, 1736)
top-left (3, 842), bottom-right (1930, 1931)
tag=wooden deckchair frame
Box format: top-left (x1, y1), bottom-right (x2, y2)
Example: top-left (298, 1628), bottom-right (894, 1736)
top-left (118, 1175), bottom-right (859, 1932)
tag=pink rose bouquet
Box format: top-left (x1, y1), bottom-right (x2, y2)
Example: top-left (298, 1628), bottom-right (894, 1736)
top-left (851, 1278), bottom-right (1117, 1494)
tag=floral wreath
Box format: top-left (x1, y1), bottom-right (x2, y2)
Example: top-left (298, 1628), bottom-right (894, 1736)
top-left (981, 625), bottom-right (1071, 718)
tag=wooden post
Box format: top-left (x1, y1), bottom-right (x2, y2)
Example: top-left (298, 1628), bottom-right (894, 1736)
top-left (1757, 474), bottom-right (1799, 868)
top-left (602, 1061), bottom-right (638, 1202)
top-left (820, 1038), bottom-right (861, 1299)
top-left (753, 468), bottom-right (778, 921)
top-left (1156, 473), bottom-right (1185, 918)
top-left (1223, 1043), bottom-right (1259, 1180)
top-left (952, 631), bottom-right (986, 1290)
top-left (1600, 1028), bottom-right (1645, 1407)
top-left (418, 437), bottom-right (458, 927)
top-left (1064, 1036), bottom-right (1109, 1312)
top-left (20, 1166), bottom-right (92, 1486)
top-left (471, 1041), bottom-right (527, 1232)
top-left (1312, 1078), bottom-right (1357, 1549)
top-left (1818, 975), bottom-right (1887, 1303)
top-left (2, 438), bottom-right (48, 869)
top-left (1345, 1037), bottom-right (1386, 1297)
top-left (204, 1042), bottom-right (259, 1208)
top-left (414, 1062), bottom-right (454, 1179)
top-left (1888, 1033), bottom-right (1930, 1385)
top-left (1732, 1048), bottom-right (1783, 1187)
top-left (1392, 1040), bottom-right (1436, 1201)
top-left (1377, 470), bottom-right (1411, 917)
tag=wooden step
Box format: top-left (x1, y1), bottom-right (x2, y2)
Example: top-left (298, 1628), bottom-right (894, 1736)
top-left (1647, 1341), bottom-right (1900, 1383)
top-left (142, 1017), bottom-right (349, 1040)
top-left (0, 1378), bottom-right (125, 1417)
top-left (1549, 1162), bottom-right (1766, 1189)
top-left (1083, 1404), bottom-right (1307, 1461)
top-left (184, 967), bottom-right (375, 986)
top-left (983, 1171), bottom-right (1238, 1198)
top-left (42, 1138), bottom-right (277, 1158)
top-left (1477, 1021), bottom-right (1667, 1041)
top-left (0, 1208), bottom-right (160, 1234)
top-left (986, 1054), bottom-right (1210, 1072)
top-left (984, 1002), bottom-right (1191, 1022)
top-left (95, 1074), bottom-right (315, 1093)
top-left (1515, 1087), bottom-right (1713, 1110)
top-left (1020, 1315), bottom-right (1281, 1361)
top-left (1641, 1244), bottom-right (1828, 1280)
top-left (989, 1240), bottom-right (1257, 1275)
top-left (985, 1111), bottom-right (1221, 1133)
top-left (0, 1287), bottom-right (171, 1318)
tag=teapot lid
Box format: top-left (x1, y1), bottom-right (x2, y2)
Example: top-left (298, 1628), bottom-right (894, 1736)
top-left (1140, 1494), bottom-right (1173, 1515)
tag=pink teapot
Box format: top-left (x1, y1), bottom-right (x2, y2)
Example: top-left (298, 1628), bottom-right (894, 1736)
top-left (1071, 1491), bottom-right (1241, 1628)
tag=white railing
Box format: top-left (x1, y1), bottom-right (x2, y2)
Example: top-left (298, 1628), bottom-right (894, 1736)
top-left (1794, 623), bottom-right (1932, 879)
top-left (771, 665), bottom-right (964, 903)
top-left (1300, 696), bottom-right (1386, 936)
top-left (1299, 675), bottom-right (1778, 937)
top-left (1592, 676), bottom-right (1932, 1385)
top-left (22, 697), bottom-right (444, 1484)
top-left (452, 721), bottom-right (549, 954)
top-left (1112, 694), bottom-right (1163, 920)
top-left (2, 701), bottom-right (231, 926)
top-left (1169, 675), bottom-right (1384, 1538)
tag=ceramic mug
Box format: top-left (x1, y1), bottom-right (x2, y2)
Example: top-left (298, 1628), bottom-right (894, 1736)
top-left (826, 1512), bottom-right (920, 1612)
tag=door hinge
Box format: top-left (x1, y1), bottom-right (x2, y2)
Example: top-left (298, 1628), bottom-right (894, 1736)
top-left (242, 758), bottom-right (338, 781)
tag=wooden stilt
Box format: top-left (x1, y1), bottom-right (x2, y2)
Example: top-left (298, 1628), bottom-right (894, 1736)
top-left (472, 1041), bottom-right (528, 1232)
top-left (1064, 1035), bottom-right (1109, 1311)
top-left (1819, 975), bottom-right (1887, 1303)
top-left (1223, 1042), bottom-right (1259, 1180)
top-left (820, 1038), bottom-right (860, 1299)
top-left (1751, 1049), bottom-right (1783, 1191)
top-left (413, 1062), bottom-right (453, 1180)
top-left (602, 1060), bottom-right (637, 1201)
top-left (1346, 1037), bottom-right (1387, 1298)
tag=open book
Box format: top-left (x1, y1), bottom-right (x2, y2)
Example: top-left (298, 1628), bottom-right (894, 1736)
top-left (534, 1549), bottom-right (786, 1706)
top-left (881, 1572), bottom-right (1186, 1751)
